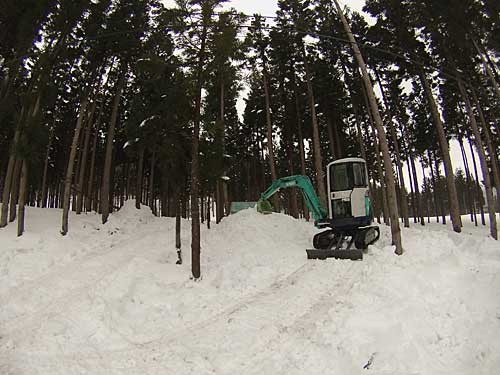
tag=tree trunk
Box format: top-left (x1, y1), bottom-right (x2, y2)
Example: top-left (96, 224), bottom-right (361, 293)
top-left (374, 70), bottom-right (410, 228)
top-left (136, 146), bottom-right (144, 209)
top-left (457, 80), bottom-right (497, 239)
top-left (149, 148), bottom-right (156, 215)
top-left (406, 160), bottom-right (415, 222)
top-left (76, 99), bottom-right (96, 214)
top-left (86, 120), bottom-right (99, 213)
top-left (469, 139), bottom-right (485, 225)
top-left (410, 156), bottom-right (424, 225)
top-left (419, 71), bottom-right (461, 232)
top-left (207, 194), bottom-right (211, 229)
top-left (61, 95), bottom-right (89, 235)
top-left (459, 138), bottom-right (476, 223)
top-left (17, 161), bottom-right (28, 236)
top-left (428, 151), bottom-right (439, 222)
top-left (303, 50), bottom-right (327, 207)
top-left (472, 38), bottom-right (500, 102)
top-left (434, 157), bottom-right (447, 224)
top-left (9, 159), bottom-right (22, 222)
top-left (40, 127), bottom-right (54, 208)
top-left (176, 193), bottom-right (181, 257)
top-left (262, 71), bottom-right (280, 212)
top-left (293, 79), bottom-right (310, 221)
top-left (326, 115), bottom-right (337, 160)
top-left (471, 88), bottom-right (500, 207)
top-left (191, 15), bottom-right (209, 280)
top-left (101, 73), bottom-right (125, 224)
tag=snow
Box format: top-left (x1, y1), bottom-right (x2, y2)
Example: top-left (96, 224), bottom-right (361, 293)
top-left (1, 203), bottom-right (499, 374)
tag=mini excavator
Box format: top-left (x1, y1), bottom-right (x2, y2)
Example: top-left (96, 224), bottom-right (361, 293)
top-left (257, 158), bottom-right (380, 260)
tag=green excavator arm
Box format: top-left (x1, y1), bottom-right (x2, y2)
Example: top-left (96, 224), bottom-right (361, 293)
top-left (257, 175), bottom-right (328, 224)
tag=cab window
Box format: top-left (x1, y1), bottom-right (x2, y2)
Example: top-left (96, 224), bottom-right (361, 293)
top-left (353, 163), bottom-right (366, 187)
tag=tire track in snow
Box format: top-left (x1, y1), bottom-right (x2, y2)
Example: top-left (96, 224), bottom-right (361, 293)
top-left (0, 228), bottom-right (167, 337)
top-left (0, 259), bottom-right (318, 369)
top-left (6, 259), bottom-right (365, 375)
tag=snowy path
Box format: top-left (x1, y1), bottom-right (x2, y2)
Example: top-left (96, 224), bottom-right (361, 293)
top-left (1, 204), bottom-right (500, 374)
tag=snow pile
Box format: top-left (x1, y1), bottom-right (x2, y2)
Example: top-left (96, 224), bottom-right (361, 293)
top-left (1, 204), bottom-right (499, 375)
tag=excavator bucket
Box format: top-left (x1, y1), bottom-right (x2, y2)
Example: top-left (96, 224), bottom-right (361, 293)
top-left (256, 199), bottom-right (273, 214)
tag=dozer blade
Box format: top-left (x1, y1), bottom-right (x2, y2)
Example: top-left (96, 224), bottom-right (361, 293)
top-left (306, 248), bottom-right (363, 260)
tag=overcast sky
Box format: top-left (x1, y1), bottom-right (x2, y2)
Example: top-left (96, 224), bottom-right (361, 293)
top-left (161, 0), bottom-right (368, 17)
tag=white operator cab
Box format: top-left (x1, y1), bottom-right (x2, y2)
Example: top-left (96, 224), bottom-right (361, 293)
top-left (326, 158), bottom-right (372, 229)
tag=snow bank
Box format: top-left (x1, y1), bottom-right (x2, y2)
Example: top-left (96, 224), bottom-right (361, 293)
top-left (1, 205), bottom-right (499, 375)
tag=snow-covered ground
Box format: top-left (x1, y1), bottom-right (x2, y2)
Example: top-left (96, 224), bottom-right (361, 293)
top-left (1, 202), bottom-right (499, 375)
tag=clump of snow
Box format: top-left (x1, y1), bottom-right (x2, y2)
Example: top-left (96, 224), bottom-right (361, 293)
top-left (1, 205), bottom-right (499, 375)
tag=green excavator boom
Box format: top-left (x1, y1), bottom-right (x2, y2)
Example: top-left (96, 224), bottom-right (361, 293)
top-left (257, 175), bottom-right (328, 224)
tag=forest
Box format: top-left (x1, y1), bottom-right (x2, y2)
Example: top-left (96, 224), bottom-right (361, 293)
top-left (0, 0), bottom-right (499, 279)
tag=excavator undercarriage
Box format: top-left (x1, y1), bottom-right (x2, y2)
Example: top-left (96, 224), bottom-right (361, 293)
top-left (306, 226), bottom-right (380, 260)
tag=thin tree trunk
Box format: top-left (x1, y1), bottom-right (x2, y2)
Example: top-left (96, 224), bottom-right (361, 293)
top-left (326, 115), bottom-right (337, 160)
top-left (76, 99), bottom-right (96, 214)
top-left (262, 71), bottom-right (280, 212)
top-left (293, 79), bottom-right (309, 221)
top-left (176, 193), bottom-right (182, 264)
top-left (419, 71), bottom-right (461, 232)
top-left (458, 80), bottom-right (497, 239)
top-left (471, 88), bottom-right (500, 208)
top-left (303, 51), bottom-right (327, 207)
top-left (469, 140), bottom-right (484, 225)
top-left (136, 146), bottom-right (144, 209)
top-left (62, 95), bottom-right (89, 235)
top-left (207, 194), bottom-right (211, 229)
top-left (472, 38), bottom-right (500, 102)
top-left (428, 151), bottom-right (440, 223)
top-left (101, 72), bottom-right (125, 224)
top-left (374, 69), bottom-right (410, 228)
top-left (421, 162), bottom-right (431, 223)
top-left (9, 159), bottom-right (22, 222)
top-left (191, 15), bottom-right (209, 280)
top-left (459, 138), bottom-right (476, 223)
top-left (434, 157), bottom-right (447, 224)
top-left (410, 156), bottom-right (424, 225)
top-left (17, 161), bottom-right (28, 236)
top-left (41, 127), bottom-right (54, 208)
top-left (86, 121), bottom-right (99, 212)
top-left (149, 148), bottom-right (156, 215)
top-left (406, 159), bottom-right (415, 222)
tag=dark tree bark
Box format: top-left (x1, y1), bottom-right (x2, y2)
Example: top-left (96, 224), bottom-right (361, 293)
top-left (61, 95), bottom-right (89, 235)
top-left (469, 139), bottom-right (485, 225)
top-left (419, 71), bottom-right (461, 232)
top-left (262, 71), bottom-right (280, 212)
top-left (176, 193), bottom-right (182, 265)
top-left (303, 52), bottom-right (327, 207)
top-left (17, 161), bottom-right (28, 236)
top-left (373, 69), bottom-right (410, 228)
top-left (293, 79), bottom-right (310, 221)
top-left (86, 119), bottom-right (99, 213)
top-left (101, 72), bottom-right (125, 224)
top-left (76, 99), bottom-right (96, 214)
top-left (190, 13), bottom-right (209, 280)
top-left (458, 79), bottom-right (497, 239)
top-left (40, 127), bottom-right (54, 208)
top-left (136, 146), bottom-right (144, 210)
top-left (459, 138), bottom-right (476, 224)
top-left (9, 159), bottom-right (22, 222)
top-left (410, 156), bottom-right (424, 225)
top-left (149, 148), bottom-right (156, 215)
